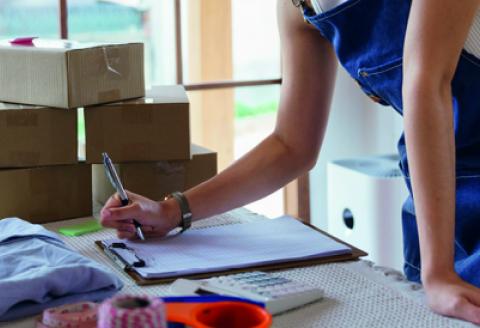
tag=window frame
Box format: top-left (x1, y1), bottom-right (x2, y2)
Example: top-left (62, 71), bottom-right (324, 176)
top-left (57, 0), bottom-right (309, 222)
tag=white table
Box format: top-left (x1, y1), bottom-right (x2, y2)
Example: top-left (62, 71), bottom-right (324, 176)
top-left (0, 209), bottom-right (474, 327)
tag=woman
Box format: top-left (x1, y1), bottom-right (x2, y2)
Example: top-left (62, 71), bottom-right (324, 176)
top-left (101, 0), bottom-right (480, 323)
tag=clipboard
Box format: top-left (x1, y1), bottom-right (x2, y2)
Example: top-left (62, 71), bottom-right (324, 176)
top-left (95, 221), bottom-right (367, 286)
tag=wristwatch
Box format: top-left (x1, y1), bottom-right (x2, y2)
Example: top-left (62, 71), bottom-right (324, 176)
top-left (165, 191), bottom-right (192, 233)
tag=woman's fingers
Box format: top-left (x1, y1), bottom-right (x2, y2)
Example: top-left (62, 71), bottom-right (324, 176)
top-left (116, 229), bottom-right (136, 240)
top-left (100, 191), bottom-right (173, 238)
top-left (450, 297), bottom-right (480, 325)
top-left (116, 225), bottom-right (167, 240)
top-left (427, 278), bottom-right (480, 325)
top-left (100, 194), bottom-right (123, 224)
top-left (465, 286), bottom-right (480, 307)
top-left (143, 228), bottom-right (169, 238)
top-left (103, 193), bottom-right (122, 209)
top-left (125, 190), bottom-right (141, 200)
top-left (102, 219), bottom-right (135, 231)
top-left (101, 203), bottom-right (141, 226)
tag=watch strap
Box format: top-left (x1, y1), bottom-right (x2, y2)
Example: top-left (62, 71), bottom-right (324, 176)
top-left (170, 191), bottom-right (192, 233)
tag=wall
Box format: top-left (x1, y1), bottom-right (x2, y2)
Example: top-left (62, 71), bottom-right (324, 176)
top-left (309, 67), bottom-right (403, 229)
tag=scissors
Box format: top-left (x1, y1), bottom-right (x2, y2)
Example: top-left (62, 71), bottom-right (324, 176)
top-left (163, 295), bottom-right (272, 328)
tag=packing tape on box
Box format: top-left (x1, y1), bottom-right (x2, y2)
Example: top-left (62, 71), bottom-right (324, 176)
top-left (86, 45), bottom-right (131, 103)
top-left (103, 45), bottom-right (132, 79)
top-left (102, 47), bottom-right (122, 78)
top-left (82, 45), bottom-right (128, 79)
top-left (36, 302), bottom-right (98, 328)
top-left (98, 295), bottom-right (167, 328)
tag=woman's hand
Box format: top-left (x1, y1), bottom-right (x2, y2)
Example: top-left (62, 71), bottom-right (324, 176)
top-left (100, 190), bottom-right (181, 239)
top-left (424, 272), bottom-right (480, 324)
top-left (403, 0), bottom-right (480, 324)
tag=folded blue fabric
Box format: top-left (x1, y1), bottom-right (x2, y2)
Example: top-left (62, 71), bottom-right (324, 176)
top-left (0, 218), bottom-right (123, 321)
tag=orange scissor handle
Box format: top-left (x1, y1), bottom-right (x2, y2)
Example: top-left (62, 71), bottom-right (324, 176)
top-left (166, 301), bottom-right (272, 328)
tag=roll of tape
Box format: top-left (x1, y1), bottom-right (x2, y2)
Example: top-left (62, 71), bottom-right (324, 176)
top-left (98, 295), bottom-right (167, 328)
top-left (37, 302), bottom-right (98, 328)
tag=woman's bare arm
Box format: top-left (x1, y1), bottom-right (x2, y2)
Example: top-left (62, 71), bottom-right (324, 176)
top-left (403, 0), bottom-right (480, 323)
top-left (101, 1), bottom-right (337, 234)
top-left (182, 1), bottom-right (337, 220)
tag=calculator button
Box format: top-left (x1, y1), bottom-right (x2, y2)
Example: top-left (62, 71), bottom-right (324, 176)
top-left (261, 279), bottom-right (275, 285)
top-left (240, 277), bottom-right (254, 281)
top-left (270, 281), bottom-right (283, 286)
top-left (255, 279), bottom-right (271, 284)
top-left (255, 280), bottom-right (272, 286)
top-left (257, 282), bottom-right (271, 287)
top-left (275, 278), bottom-right (290, 284)
top-left (243, 277), bottom-right (258, 282)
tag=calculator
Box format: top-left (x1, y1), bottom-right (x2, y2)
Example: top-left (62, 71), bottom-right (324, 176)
top-left (169, 271), bottom-right (324, 315)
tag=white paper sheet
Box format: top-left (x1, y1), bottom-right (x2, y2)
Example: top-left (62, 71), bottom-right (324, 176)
top-left (102, 215), bottom-right (352, 279)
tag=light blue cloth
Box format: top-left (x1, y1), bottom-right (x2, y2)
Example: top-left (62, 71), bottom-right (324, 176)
top-left (0, 218), bottom-right (123, 321)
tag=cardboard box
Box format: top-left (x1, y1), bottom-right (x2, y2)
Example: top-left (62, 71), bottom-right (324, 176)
top-left (92, 145), bottom-right (217, 208)
top-left (85, 85), bottom-right (190, 163)
top-left (0, 39), bottom-right (144, 108)
top-left (0, 164), bottom-right (92, 223)
top-left (0, 102), bottom-right (77, 167)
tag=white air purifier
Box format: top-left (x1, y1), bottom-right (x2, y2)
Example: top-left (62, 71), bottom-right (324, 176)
top-left (327, 154), bottom-right (409, 272)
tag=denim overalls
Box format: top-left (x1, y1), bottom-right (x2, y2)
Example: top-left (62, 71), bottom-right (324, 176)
top-left (304, 0), bottom-right (480, 285)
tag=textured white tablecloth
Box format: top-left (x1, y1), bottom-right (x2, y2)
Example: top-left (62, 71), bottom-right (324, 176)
top-left (0, 209), bottom-right (474, 327)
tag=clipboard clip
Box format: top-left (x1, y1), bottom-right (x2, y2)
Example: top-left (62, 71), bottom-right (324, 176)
top-left (108, 242), bottom-right (146, 268)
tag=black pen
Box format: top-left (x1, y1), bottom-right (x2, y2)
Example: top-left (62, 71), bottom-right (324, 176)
top-left (102, 152), bottom-right (145, 241)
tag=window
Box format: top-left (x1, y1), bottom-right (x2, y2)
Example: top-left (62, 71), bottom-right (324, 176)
top-left (0, 1), bottom-right (59, 38)
top-left (3, 0), bottom-right (309, 221)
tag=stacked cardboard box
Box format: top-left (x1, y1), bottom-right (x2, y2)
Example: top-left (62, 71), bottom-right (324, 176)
top-left (0, 38), bottom-right (217, 223)
top-left (92, 144), bottom-right (217, 211)
top-left (0, 102), bottom-right (92, 223)
top-left (86, 86), bottom-right (218, 211)
top-left (85, 86), bottom-right (191, 163)
top-left (0, 39), bottom-right (145, 108)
